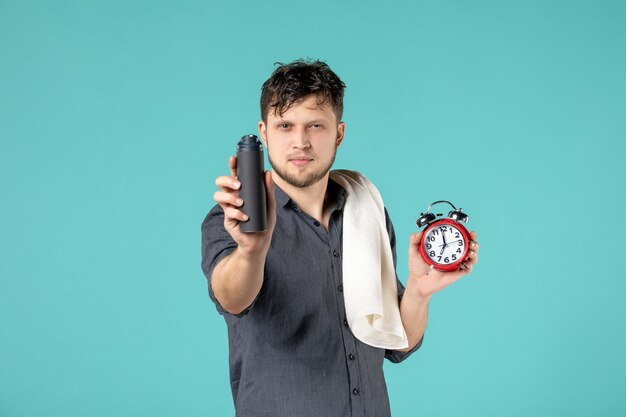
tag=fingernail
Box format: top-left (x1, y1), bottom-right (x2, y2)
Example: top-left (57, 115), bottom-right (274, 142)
top-left (243, 214), bottom-right (249, 221)
top-left (234, 181), bottom-right (241, 188)
top-left (236, 198), bottom-right (243, 206)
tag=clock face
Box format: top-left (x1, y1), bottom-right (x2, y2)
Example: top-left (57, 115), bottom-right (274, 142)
top-left (422, 222), bottom-right (468, 267)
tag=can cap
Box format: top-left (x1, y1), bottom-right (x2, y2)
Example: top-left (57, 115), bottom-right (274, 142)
top-left (237, 134), bottom-right (263, 152)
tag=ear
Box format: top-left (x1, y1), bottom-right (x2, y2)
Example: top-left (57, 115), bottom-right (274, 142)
top-left (336, 121), bottom-right (346, 147)
top-left (258, 120), bottom-right (268, 147)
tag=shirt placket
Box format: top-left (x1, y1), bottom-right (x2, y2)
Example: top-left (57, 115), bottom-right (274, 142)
top-left (290, 196), bottom-right (367, 417)
top-left (329, 211), bottom-right (366, 417)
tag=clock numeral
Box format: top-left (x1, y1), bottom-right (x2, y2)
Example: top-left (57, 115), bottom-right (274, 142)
top-left (444, 257), bottom-right (449, 263)
top-left (452, 254), bottom-right (457, 261)
top-left (456, 248), bottom-right (462, 254)
top-left (454, 232), bottom-right (460, 238)
top-left (439, 226), bottom-right (448, 232)
top-left (426, 243), bottom-right (432, 249)
top-left (437, 256), bottom-right (442, 262)
top-left (429, 236), bottom-right (436, 242)
top-left (429, 250), bottom-right (435, 257)
top-left (432, 229), bottom-right (439, 235)
top-left (458, 240), bottom-right (464, 246)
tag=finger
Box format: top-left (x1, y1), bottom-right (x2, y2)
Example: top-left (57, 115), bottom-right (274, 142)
top-left (215, 176), bottom-right (241, 192)
top-left (229, 156), bottom-right (238, 178)
top-left (223, 206), bottom-right (249, 223)
top-left (470, 241), bottom-right (480, 252)
top-left (213, 190), bottom-right (243, 208)
top-left (467, 250), bottom-right (478, 264)
top-left (459, 261), bottom-right (473, 274)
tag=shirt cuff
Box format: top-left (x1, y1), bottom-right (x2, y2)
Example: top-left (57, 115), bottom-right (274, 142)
top-left (207, 247), bottom-right (257, 318)
top-left (384, 333), bottom-right (424, 363)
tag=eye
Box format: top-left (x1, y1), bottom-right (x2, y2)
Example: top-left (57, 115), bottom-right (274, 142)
top-left (279, 123), bottom-right (290, 129)
top-left (311, 123), bottom-right (323, 129)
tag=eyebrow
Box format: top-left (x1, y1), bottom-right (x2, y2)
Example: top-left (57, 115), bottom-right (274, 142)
top-left (274, 119), bottom-right (327, 126)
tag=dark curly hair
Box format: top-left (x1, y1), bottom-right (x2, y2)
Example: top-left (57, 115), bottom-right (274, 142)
top-left (260, 59), bottom-right (346, 123)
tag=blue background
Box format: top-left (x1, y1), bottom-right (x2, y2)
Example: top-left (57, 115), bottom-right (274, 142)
top-left (1, 1), bottom-right (625, 416)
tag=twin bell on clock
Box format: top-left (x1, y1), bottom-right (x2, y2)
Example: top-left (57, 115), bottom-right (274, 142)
top-left (416, 200), bottom-right (471, 272)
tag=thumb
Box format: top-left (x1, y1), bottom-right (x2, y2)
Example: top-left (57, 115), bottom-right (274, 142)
top-left (264, 171), bottom-right (275, 211)
top-left (409, 231), bottom-right (423, 255)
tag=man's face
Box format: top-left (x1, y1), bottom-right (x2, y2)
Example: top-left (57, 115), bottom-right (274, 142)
top-left (258, 95), bottom-right (345, 188)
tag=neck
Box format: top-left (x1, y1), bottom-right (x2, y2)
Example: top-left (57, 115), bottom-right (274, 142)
top-left (273, 172), bottom-right (333, 223)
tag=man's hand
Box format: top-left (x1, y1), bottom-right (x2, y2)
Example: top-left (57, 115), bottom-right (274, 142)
top-left (395, 230), bottom-right (479, 352)
top-left (406, 230), bottom-right (480, 299)
top-left (213, 156), bottom-right (277, 257)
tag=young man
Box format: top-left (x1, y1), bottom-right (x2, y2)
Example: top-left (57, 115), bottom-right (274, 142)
top-left (201, 59), bottom-right (479, 417)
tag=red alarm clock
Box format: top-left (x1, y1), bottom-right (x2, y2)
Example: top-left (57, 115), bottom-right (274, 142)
top-left (416, 200), bottom-right (471, 272)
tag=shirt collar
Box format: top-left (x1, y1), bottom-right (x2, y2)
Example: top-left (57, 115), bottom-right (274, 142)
top-left (273, 182), bottom-right (293, 208)
top-left (272, 174), bottom-right (348, 212)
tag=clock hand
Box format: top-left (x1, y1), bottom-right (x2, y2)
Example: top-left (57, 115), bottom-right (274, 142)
top-left (439, 239), bottom-right (463, 247)
top-left (440, 231), bottom-right (447, 255)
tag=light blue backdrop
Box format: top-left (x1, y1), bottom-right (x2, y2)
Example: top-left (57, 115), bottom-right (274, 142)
top-left (1, 1), bottom-right (625, 416)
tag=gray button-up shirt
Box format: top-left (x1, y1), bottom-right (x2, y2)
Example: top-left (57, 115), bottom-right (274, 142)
top-left (201, 176), bottom-right (422, 417)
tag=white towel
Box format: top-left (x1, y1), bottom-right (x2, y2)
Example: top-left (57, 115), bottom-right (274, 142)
top-left (329, 170), bottom-right (409, 350)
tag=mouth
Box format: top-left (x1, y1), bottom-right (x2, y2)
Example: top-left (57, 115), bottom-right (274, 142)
top-left (289, 157), bottom-right (313, 167)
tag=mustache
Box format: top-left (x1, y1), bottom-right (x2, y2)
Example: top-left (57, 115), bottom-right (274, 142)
top-left (287, 153), bottom-right (315, 159)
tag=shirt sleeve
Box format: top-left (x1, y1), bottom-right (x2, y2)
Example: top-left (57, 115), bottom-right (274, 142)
top-left (382, 207), bottom-right (424, 363)
top-left (200, 204), bottom-right (255, 318)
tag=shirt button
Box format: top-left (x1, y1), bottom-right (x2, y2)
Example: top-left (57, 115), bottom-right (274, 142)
top-left (343, 318), bottom-right (348, 326)
top-left (333, 250), bottom-right (339, 257)
top-left (338, 284), bottom-right (343, 292)
top-left (353, 388), bottom-right (360, 395)
top-left (348, 353), bottom-right (355, 360)
top-left (314, 220), bottom-right (320, 226)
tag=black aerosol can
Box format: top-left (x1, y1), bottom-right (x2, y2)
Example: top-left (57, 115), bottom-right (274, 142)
top-left (236, 134), bottom-right (267, 232)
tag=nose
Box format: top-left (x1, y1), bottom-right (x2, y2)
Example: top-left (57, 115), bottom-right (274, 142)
top-left (292, 127), bottom-right (311, 150)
